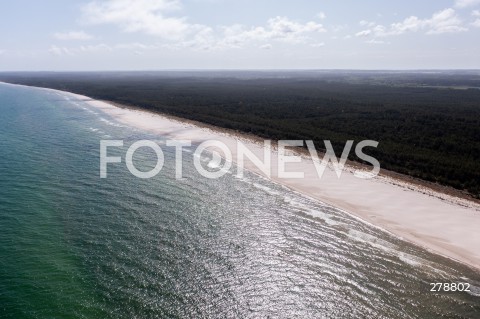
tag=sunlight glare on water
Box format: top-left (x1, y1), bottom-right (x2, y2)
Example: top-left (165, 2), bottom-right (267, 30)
top-left (0, 83), bottom-right (479, 318)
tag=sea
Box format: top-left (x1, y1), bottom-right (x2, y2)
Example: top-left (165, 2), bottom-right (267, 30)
top-left (0, 82), bottom-right (479, 318)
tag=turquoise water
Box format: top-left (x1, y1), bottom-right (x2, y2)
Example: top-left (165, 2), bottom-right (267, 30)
top-left (0, 83), bottom-right (479, 318)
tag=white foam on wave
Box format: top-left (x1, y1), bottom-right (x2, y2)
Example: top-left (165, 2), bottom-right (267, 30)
top-left (99, 117), bottom-right (123, 128)
top-left (348, 229), bottom-right (399, 253)
top-left (307, 209), bottom-right (341, 226)
top-left (193, 153), bottom-right (210, 163)
top-left (284, 196), bottom-right (341, 226)
top-left (233, 174), bottom-right (282, 196)
top-left (252, 182), bottom-right (280, 196)
top-left (397, 252), bottom-right (425, 267)
top-left (207, 160), bottom-right (221, 169)
top-left (466, 283), bottom-right (480, 297)
top-left (345, 230), bottom-right (450, 275)
top-left (83, 107), bottom-right (98, 115)
top-left (354, 171), bottom-right (377, 179)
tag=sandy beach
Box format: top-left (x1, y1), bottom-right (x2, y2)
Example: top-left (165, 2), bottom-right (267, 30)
top-left (70, 92), bottom-right (480, 272)
top-left (6, 82), bottom-right (480, 272)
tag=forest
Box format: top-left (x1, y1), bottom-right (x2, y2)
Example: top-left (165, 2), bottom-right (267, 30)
top-left (1, 70), bottom-right (479, 197)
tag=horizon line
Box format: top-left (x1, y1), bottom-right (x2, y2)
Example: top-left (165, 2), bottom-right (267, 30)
top-left (1, 68), bottom-right (480, 73)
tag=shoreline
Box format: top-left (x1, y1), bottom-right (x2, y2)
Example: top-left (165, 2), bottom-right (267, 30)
top-left (80, 92), bottom-right (480, 273)
top-left (2, 81), bottom-right (480, 272)
top-left (106, 99), bottom-right (480, 208)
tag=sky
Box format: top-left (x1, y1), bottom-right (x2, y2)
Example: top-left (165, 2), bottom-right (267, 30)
top-left (1, 0), bottom-right (480, 70)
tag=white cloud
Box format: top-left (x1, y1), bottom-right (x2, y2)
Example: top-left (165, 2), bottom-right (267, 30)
top-left (356, 8), bottom-right (467, 38)
top-left (425, 8), bottom-right (467, 34)
top-left (355, 29), bottom-right (372, 37)
top-left (48, 43), bottom-right (115, 56)
top-left (159, 16), bottom-right (326, 51)
top-left (311, 42), bottom-right (325, 47)
top-left (359, 20), bottom-right (375, 27)
top-left (455, 0), bottom-right (480, 8)
top-left (78, 2), bottom-right (325, 51)
top-left (220, 16), bottom-right (326, 48)
top-left (260, 43), bottom-right (272, 49)
top-left (53, 31), bottom-right (93, 40)
top-left (79, 43), bottom-right (112, 52)
top-left (115, 42), bottom-right (157, 50)
top-left (266, 16), bottom-right (326, 39)
top-left (372, 25), bottom-right (388, 35)
top-left (470, 9), bottom-right (480, 26)
top-left (81, 0), bottom-right (199, 40)
top-left (389, 16), bottom-right (423, 34)
top-left (48, 45), bottom-right (74, 56)
top-left (317, 12), bottom-right (326, 20)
